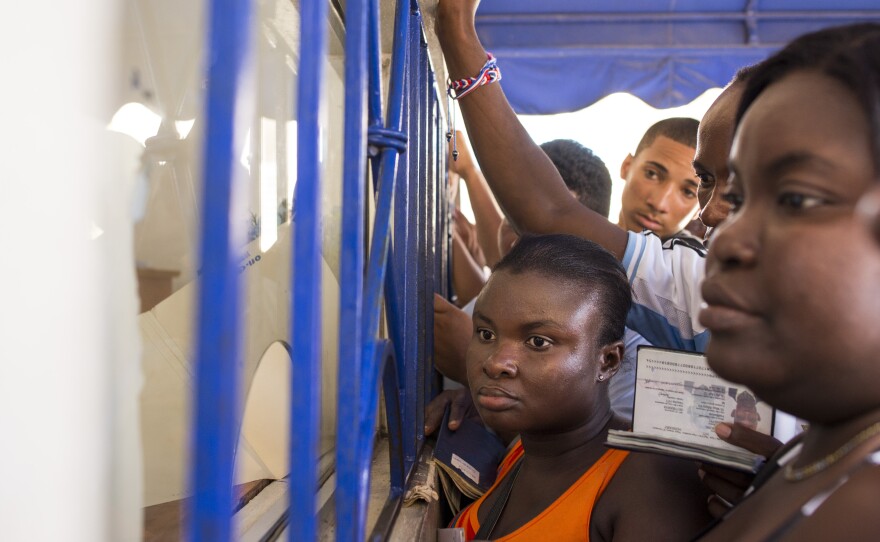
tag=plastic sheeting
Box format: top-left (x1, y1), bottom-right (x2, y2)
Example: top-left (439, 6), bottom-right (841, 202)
top-left (475, 0), bottom-right (880, 113)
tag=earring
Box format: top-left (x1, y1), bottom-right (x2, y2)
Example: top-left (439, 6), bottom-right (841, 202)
top-left (597, 374), bottom-right (605, 382)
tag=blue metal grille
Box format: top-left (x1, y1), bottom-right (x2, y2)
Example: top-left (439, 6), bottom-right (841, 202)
top-left (187, 0), bottom-right (448, 539)
top-left (287, 0), bottom-right (332, 537)
top-left (187, 0), bottom-right (252, 538)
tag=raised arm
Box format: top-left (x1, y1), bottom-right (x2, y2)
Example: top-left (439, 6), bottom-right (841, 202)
top-left (451, 132), bottom-right (505, 267)
top-left (436, 0), bottom-right (629, 259)
top-left (451, 232), bottom-right (487, 306)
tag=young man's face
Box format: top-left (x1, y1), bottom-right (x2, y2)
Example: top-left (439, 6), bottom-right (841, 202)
top-left (618, 135), bottom-right (700, 239)
top-left (694, 85), bottom-right (743, 230)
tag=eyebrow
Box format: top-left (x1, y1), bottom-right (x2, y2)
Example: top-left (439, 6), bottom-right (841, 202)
top-left (521, 320), bottom-right (564, 332)
top-left (472, 311), bottom-right (493, 326)
top-left (644, 161), bottom-right (669, 175)
top-left (646, 160), bottom-right (698, 188)
top-left (473, 312), bottom-right (565, 333)
top-left (764, 151), bottom-right (837, 178)
top-left (730, 151), bottom-right (837, 180)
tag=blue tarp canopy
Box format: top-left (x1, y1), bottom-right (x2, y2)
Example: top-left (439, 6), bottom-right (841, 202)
top-left (475, 0), bottom-right (880, 114)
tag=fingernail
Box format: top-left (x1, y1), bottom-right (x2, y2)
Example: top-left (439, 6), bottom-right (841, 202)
top-left (715, 422), bottom-right (732, 438)
top-left (698, 468), bottom-right (705, 480)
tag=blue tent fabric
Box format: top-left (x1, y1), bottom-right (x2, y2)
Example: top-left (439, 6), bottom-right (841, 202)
top-left (474, 1), bottom-right (880, 114)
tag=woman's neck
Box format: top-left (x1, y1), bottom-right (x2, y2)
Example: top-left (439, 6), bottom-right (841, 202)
top-left (797, 408), bottom-right (880, 465)
top-left (518, 408), bottom-right (621, 466)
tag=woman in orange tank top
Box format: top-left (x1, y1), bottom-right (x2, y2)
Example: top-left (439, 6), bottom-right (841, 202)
top-left (449, 235), bottom-right (711, 541)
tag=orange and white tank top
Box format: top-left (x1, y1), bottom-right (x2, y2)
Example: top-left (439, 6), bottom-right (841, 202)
top-left (452, 441), bottom-right (629, 541)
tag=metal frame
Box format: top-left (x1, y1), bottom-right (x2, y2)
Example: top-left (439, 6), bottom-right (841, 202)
top-left (187, 0), bottom-right (447, 539)
top-left (287, 0), bottom-right (332, 538)
top-left (187, 0), bottom-right (253, 539)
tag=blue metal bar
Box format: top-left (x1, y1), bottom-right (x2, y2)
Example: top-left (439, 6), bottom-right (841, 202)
top-left (391, 64), bottom-right (412, 464)
top-left (354, 0), bottom-right (411, 532)
top-left (367, 0), bottom-right (384, 184)
top-left (366, 342), bottom-right (405, 542)
top-left (376, 0), bottom-right (406, 500)
top-left (384, 252), bottom-right (406, 384)
top-left (357, 338), bottom-right (394, 497)
top-left (288, 0), bottom-right (329, 538)
top-left (381, 346), bottom-right (405, 494)
top-left (425, 33), bottom-right (437, 395)
top-left (388, 3), bottom-right (415, 400)
top-left (366, 341), bottom-right (404, 542)
top-left (368, 126), bottom-right (408, 152)
top-left (424, 63), bottom-right (439, 403)
top-left (373, 1), bottom-right (409, 406)
top-left (414, 26), bottom-right (430, 446)
top-left (400, 5), bottom-right (422, 474)
top-left (367, 0), bottom-right (384, 128)
top-left (335, 0), bottom-right (369, 538)
top-left (187, 0), bottom-right (251, 539)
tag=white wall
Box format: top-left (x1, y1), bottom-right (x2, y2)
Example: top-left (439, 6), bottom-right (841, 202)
top-left (0, 1), bottom-right (142, 541)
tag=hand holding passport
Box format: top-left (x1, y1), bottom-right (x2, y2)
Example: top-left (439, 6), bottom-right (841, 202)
top-left (433, 404), bottom-right (506, 513)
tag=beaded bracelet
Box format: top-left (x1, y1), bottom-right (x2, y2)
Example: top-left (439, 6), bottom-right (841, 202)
top-left (447, 53), bottom-right (502, 100)
top-left (445, 54), bottom-right (502, 160)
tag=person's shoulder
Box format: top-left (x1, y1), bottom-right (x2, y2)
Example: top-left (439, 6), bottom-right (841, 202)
top-left (623, 230), bottom-right (707, 272)
top-left (787, 464), bottom-right (880, 540)
top-left (597, 451), bottom-right (704, 512)
top-left (663, 229), bottom-right (707, 255)
top-left (593, 452), bottom-right (711, 540)
top-left (618, 451), bottom-right (703, 486)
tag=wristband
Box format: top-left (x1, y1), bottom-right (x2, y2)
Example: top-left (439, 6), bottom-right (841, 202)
top-left (447, 53), bottom-right (502, 100)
